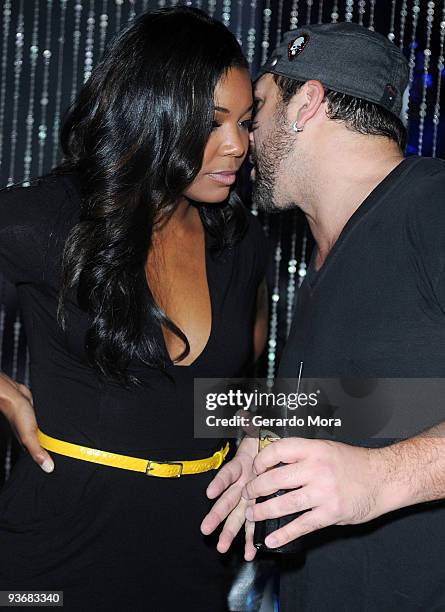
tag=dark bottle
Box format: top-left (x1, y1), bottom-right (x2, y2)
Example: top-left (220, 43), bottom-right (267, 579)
top-left (253, 430), bottom-right (305, 554)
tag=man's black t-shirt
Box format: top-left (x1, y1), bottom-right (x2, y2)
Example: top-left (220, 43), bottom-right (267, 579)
top-left (278, 156), bottom-right (445, 611)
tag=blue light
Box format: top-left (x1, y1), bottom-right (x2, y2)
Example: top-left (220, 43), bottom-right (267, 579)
top-left (423, 73), bottom-right (433, 87)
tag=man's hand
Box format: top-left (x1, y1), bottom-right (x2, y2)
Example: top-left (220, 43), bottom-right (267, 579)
top-left (241, 437), bottom-right (394, 549)
top-left (200, 435), bottom-right (258, 561)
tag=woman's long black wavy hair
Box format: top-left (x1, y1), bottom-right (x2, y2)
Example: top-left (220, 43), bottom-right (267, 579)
top-left (49, 6), bottom-right (250, 387)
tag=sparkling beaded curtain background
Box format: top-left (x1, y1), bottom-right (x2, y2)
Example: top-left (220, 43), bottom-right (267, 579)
top-left (0, 0), bottom-right (444, 482)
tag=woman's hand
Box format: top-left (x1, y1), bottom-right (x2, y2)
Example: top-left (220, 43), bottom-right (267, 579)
top-left (0, 372), bottom-right (54, 472)
top-left (200, 435), bottom-right (258, 561)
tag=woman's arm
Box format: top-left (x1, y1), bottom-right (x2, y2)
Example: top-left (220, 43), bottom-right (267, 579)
top-left (0, 372), bottom-right (54, 472)
top-left (253, 276), bottom-right (268, 362)
top-left (200, 277), bottom-right (269, 560)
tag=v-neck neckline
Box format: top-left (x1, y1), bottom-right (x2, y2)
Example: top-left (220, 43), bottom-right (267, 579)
top-left (305, 156), bottom-right (421, 292)
top-left (63, 169), bottom-right (217, 370)
top-left (159, 227), bottom-right (216, 369)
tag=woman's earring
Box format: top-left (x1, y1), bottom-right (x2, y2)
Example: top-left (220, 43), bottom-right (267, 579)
top-left (292, 121), bottom-right (304, 133)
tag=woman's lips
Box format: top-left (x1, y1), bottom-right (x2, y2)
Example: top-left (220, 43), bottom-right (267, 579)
top-left (207, 171), bottom-right (236, 186)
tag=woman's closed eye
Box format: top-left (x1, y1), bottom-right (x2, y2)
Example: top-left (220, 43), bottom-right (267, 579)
top-left (240, 118), bottom-right (258, 132)
top-left (211, 118), bottom-right (258, 132)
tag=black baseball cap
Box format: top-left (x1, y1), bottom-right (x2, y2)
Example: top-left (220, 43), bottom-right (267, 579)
top-left (254, 22), bottom-right (410, 118)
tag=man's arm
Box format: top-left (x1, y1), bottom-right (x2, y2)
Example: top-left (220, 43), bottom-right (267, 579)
top-left (376, 420), bottom-right (445, 511)
top-left (241, 421), bottom-right (445, 549)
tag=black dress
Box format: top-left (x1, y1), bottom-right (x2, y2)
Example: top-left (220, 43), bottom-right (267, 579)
top-left (0, 172), bottom-right (267, 611)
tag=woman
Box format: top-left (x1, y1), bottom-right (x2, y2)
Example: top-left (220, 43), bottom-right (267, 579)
top-left (0, 7), bottom-right (267, 611)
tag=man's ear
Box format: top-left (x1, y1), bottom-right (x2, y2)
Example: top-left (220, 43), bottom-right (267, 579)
top-left (288, 80), bottom-right (325, 129)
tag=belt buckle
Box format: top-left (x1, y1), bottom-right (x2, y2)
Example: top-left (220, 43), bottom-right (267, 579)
top-left (146, 460), bottom-right (184, 478)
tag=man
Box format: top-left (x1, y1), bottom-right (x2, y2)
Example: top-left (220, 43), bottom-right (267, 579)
top-left (201, 22), bottom-right (445, 611)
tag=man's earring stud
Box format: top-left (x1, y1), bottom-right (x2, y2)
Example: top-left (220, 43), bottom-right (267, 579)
top-left (292, 121), bottom-right (304, 133)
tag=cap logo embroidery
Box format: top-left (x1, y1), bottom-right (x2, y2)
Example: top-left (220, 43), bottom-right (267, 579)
top-left (288, 34), bottom-right (309, 61)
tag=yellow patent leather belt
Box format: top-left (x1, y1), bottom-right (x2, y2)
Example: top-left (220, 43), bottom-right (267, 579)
top-left (37, 428), bottom-right (230, 478)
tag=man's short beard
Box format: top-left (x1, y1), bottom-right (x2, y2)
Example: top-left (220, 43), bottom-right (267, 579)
top-left (251, 104), bottom-right (297, 213)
